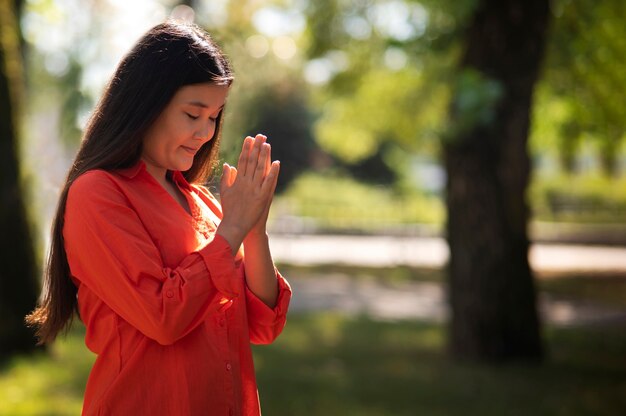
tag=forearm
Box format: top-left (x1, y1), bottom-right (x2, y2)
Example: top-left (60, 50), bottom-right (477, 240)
top-left (243, 231), bottom-right (278, 308)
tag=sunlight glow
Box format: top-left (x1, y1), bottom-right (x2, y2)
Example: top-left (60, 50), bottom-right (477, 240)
top-left (272, 36), bottom-right (297, 60)
top-left (252, 6), bottom-right (305, 38)
top-left (368, 0), bottom-right (428, 41)
top-left (246, 34), bottom-right (270, 58)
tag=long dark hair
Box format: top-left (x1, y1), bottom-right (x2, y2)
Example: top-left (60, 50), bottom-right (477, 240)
top-left (26, 20), bottom-right (234, 344)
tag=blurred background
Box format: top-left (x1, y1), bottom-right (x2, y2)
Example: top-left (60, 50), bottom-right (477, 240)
top-left (1, 0), bottom-right (625, 414)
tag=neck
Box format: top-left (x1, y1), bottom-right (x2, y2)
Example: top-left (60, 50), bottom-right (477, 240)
top-left (141, 157), bottom-right (169, 187)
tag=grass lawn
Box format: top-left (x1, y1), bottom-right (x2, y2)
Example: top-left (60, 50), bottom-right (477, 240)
top-left (255, 314), bottom-right (626, 416)
top-left (1, 270), bottom-right (625, 415)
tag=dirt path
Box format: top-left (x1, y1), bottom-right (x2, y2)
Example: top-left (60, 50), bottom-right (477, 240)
top-left (271, 234), bottom-right (626, 326)
top-left (270, 234), bottom-right (626, 273)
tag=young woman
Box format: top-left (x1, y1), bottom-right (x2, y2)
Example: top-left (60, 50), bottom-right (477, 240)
top-left (26, 21), bottom-right (291, 415)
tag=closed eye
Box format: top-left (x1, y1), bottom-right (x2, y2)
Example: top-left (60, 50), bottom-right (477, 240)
top-left (209, 111), bottom-right (222, 122)
top-left (185, 113), bottom-right (199, 120)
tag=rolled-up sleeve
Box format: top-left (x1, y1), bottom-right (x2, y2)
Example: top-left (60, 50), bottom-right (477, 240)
top-left (245, 270), bottom-right (292, 345)
top-left (64, 171), bottom-right (239, 345)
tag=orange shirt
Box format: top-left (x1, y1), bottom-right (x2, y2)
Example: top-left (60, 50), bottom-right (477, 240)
top-left (63, 160), bottom-right (291, 416)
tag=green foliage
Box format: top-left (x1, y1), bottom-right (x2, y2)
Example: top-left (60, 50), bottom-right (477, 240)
top-left (223, 75), bottom-right (316, 192)
top-left (530, 84), bottom-right (574, 157)
top-left (301, 0), bottom-right (465, 182)
top-left (0, 325), bottom-right (93, 415)
top-left (276, 170), bottom-right (445, 231)
top-left (303, 0), bottom-right (343, 59)
top-left (534, 0), bottom-right (626, 174)
top-left (276, 168), bottom-right (626, 228)
top-left (315, 67), bottom-right (449, 164)
top-left (304, 0), bottom-right (626, 184)
top-left (530, 173), bottom-right (626, 222)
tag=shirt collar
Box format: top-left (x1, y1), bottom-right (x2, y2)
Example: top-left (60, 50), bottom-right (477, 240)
top-left (116, 159), bottom-right (146, 179)
top-left (171, 170), bottom-right (192, 191)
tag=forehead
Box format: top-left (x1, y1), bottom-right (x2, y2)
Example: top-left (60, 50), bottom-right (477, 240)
top-left (172, 83), bottom-right (229, 108)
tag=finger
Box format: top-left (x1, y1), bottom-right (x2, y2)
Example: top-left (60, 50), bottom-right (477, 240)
top-left (237, 136), bottom-right (254, 176)
top-left (264, 143), bottom-right (272, 177)
top-left (254, 143), bottom-right (270, 183)
top-left (220, 163), bottom-right (231, 192)
top-left (255, 133), bottom-right (267, 145)
top-left (228, 166), bottom-right (238, 187)
top-left (246, 135), bottom-right (263, 178)
top-left (253, 134), bottom-right (270, 177)
top-left (261, 160), bottom-right (280, 195)
top-left (266, 162), bottom-right (280, 211)
top-left (268, 160), bottom-right (280, 195)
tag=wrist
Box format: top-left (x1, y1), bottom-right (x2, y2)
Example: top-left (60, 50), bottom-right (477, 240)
top-left (244, 229), bottom-right (269, 247)
top-left (216, 222), bottom-right (246, 254)
top-left (244, 229), bottom-right (268, 241)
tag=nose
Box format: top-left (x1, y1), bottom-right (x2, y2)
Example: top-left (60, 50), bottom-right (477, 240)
top-left (195, 121), bottom-right (214, 142)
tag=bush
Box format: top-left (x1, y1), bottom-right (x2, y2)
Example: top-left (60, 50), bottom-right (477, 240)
top-left (530, 174), bottom-right (626, 223)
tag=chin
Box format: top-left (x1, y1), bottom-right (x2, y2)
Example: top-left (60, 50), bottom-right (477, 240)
top-left (174, 157), bottom-right (194, 172)
top-left (177, 163), bottom-right (192, 172)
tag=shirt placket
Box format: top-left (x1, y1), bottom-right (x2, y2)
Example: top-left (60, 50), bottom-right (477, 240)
top-left (215, 303), bottom-right (236, 415)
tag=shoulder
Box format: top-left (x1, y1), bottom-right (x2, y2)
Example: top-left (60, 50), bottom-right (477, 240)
top-left (67, 170), bottom-right (128, 207)
top-left (71, 169), bottom-right (117, 190)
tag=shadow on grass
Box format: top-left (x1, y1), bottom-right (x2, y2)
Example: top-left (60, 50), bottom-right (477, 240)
top-left (254, 313), bottom-right (626, 416)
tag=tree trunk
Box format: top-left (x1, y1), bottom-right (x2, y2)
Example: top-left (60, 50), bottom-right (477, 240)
top-left (598, 133), bottom-right (621, 178)
top-left (0, 0), bottom-right (40, 359)
top-left (444, 0), bottom-right (549, 362)
top-left (558, 121), bottom-right (581, 174)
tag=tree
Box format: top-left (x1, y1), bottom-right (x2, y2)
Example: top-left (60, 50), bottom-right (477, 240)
top-left (302, 0), bottom-right (548, 362)
top-left (538, 0), bottom-right (626, 176)
top-left (238, 80), bottom-right (317, 192)
top-left (443, 0), bottom-right (548, 361)
top-left (0, 0), bottom-right (40, 359)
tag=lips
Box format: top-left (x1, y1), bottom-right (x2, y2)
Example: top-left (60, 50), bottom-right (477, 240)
top-left (181, 145), bottom-right (199, 155)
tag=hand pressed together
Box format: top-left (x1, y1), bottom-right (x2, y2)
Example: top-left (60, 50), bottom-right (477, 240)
top-left (216, 134), bottom-right (280, 253)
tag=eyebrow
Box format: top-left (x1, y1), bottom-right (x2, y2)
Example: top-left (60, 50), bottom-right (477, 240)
top-left (186, 101), bottom-right (225, 111)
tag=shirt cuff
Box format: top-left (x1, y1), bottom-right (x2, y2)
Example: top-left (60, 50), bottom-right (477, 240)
top-left (196, 234), bottom-right (240, 298)
top-left (245, 270), bottom-right (292, 326)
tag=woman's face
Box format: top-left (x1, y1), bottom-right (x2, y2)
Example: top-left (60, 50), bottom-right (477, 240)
top-left (141, 83), bottom-right (229, 177)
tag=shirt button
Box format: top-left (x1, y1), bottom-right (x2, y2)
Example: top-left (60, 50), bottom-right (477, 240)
top-left (226, 363), bottom-right (232, 371)
top-left (219, 318), bottom-right (226, 327)
top-left (166, 290), bottom-right (174, 298)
